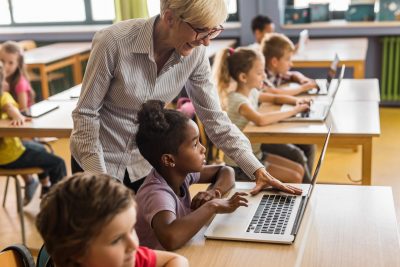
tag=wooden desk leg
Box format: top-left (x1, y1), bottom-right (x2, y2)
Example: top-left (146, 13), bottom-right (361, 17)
top-left (361, 139), bottom-right (372, 185)
top-left (72, 55), bottom-right (83, 85)
top-left (353, 62), bottom-right (365, 79)
top-left (39, 65), bottom-right (50, 99)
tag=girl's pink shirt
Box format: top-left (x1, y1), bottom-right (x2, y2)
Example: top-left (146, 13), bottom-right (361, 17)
top-left (14, 76), bottom-right (33, 107)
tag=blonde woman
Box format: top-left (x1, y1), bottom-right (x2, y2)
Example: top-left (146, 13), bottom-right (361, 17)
top-left (70, 0), bottom-right (301, 196)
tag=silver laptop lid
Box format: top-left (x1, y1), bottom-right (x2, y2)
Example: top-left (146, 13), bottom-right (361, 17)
top-left (326, 64), bottom-right (345, 111)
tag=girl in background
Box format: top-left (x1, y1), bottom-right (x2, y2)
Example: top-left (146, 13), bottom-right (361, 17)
top-left (0, 41), bottom-right (35, 112)
top-left (0, 61), bottom-right (66, 205)
top-left (213, 47), bottom-right (312, 182)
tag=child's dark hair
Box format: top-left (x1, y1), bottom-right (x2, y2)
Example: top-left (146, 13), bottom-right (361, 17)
top-left (36, 173), bottom-right (135, 267)
top-left (0, 41), bottom-right (34, 101)
top-left (251, 15), bottom-right (273, 33)
top-left (136, 100), bottom-right (190, 171)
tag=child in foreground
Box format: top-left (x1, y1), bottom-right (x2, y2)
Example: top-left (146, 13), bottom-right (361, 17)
top-left (36, 172), bottom-right (189, 267)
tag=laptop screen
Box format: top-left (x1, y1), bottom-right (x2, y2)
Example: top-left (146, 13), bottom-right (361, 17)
top-left (327, 53), bottom-right (340, 83)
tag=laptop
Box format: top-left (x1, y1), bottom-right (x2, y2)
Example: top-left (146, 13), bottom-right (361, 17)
top-left (308, 53), bottom-right (340, 95)
top-left (205, 126), bottom-right (331, 244)
top-left (23, 101), bottom-right (59, 118)
top-left (297, 29), bottom-right (309, 55)
top-left (280, 65), bottom-right (345, 122)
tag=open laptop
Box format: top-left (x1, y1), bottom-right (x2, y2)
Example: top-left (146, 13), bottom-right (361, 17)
top-left (280, 65), bottom-right (345, 122)
top-left (308, 53), bottom-right (340, 95)
top-left (296, 29), bottom-right (308, 55)
top-left (23, 101), bottom-right (59, 118)
top-left (205, 127), bottom-right (331, 244)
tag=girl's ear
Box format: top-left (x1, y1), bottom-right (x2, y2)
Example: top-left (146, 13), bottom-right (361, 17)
top-left (161, 154), bottom-right (176, 168)
top-left (238, 72), bottom-right (247, 84)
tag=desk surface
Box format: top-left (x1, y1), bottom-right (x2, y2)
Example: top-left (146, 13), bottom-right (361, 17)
top-left (48, 84), bottom-right (82, 101)
top-left (24, 42), bottom-right (91, 65)
top-left (244, 101), bottom-right (380, 138)
top-left (316, 78), bottom-right (380, 102)
top-left (292, 38), bottom-right (368, 62)
top-left (178, 184), bottom-right (400, 267)
top-left (0, 100), bottom-right (75, 138)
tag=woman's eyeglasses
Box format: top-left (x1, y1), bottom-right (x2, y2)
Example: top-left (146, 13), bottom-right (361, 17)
top-left (184, 21), bottom-right (224, 41)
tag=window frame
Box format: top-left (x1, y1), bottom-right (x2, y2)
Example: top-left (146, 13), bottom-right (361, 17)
top-left (0, 0), bottom-right (113, 27)
top-left (1, 0), bottom-right (240, 27)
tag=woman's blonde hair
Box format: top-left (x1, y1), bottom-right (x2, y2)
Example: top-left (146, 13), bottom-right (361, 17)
top-left (261, 33), bottom-right (295, 66)
top-left (213, 47), bottom-right (264, 110)
top-left (160, 0), bottom-right (227, 28)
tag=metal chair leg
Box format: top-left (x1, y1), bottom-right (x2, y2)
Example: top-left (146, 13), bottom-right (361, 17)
top-left (3, 176), bottom-right (10, 207)
top-left (11, 175), bottom-right (26, 245)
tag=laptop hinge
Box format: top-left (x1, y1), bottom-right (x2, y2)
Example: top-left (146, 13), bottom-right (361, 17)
top-left (291, 196), bottom-right (307, 236)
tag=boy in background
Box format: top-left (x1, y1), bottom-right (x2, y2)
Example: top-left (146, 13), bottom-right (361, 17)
top-left (248, 15), bottom-right (275, 50)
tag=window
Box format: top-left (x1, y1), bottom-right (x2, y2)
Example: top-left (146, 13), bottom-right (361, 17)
top-left (294, 0), bottom-right (351, 11)
top-left (147, 0), bottom-right (239, 21)
top-left (1, 0), bottom-right (115, 26)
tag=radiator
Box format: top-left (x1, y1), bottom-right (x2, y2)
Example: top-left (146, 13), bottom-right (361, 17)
top-left (381, 37), bottom-right (400, 101)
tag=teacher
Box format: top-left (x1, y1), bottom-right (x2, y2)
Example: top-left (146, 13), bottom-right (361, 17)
top-left (70, 0), bottom-right (301, 195)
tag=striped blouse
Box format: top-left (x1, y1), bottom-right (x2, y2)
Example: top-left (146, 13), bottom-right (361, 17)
top-left (70, 15), bottom-right (263, 182)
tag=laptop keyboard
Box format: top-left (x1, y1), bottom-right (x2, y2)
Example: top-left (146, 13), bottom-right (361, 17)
top-left (246, 194), bottom-right (295, 235)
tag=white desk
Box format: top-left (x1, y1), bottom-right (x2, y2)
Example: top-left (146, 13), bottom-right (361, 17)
top-left (292, 38), bottom-right (368, 79)
top-left (244, 101), bottom-right (380, 185)
top-left (178, 184), bottom-right (400, 267)
top-left (25, 42), bottom-right (91, 99)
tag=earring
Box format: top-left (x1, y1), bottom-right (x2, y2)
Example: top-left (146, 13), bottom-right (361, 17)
top-left (170, 163), bottom-right (175, 167)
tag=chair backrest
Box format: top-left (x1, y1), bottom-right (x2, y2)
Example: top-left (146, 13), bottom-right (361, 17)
top-left (0, 244), bottom-right (35, 267)
top-left (36, 245), bottom-right (53, 267)
top-left (18, 40), bottom-right (37, 51)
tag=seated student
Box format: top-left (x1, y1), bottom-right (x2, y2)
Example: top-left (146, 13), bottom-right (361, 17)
top-left (0, 41), bottom-right (44, 204)
top-left (36, 173), bottom-right (188, 267)
top-left (135, 100), bottom-right (248, 251)
top-left (213, 47), bottom-right (312, 182)
top-left (260, 34), bottom-right (317, 176)
top-left (0, 62), bottom-right (66, 205)
top-left (248, 15), bottom-right (275, 50)
top-left (261, 33), bottom-right (317, 96)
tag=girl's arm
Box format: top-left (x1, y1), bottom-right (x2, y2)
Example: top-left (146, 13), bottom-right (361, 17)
top-left (154, 250), bottom-right (189, 267)
top-left (151, 192), bottom-right (248, 251)
top-left (259, 92), bottom-right (297, 105)
top-left (16, 92), bottom-right (29, 112)
top-left (2, 102), bottom-right (30, 126)
top-left (191, 165), bottom-right (235, 209)
top-left (239, 102), bottom-right (308, 126)
top-left (264, 81), bottom-right (316, 96)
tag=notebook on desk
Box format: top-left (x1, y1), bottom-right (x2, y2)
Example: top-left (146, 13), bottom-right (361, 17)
top-left (205, 127), bottom-right (331, 244)
top-left (24, 101), bottom-right (59, 118)
top-left (280, 65), bottom-right (345, 122)
top-left (308, 53), bottom-right (340, 95)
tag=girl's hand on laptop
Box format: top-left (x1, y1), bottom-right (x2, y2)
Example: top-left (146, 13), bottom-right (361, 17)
top-left (296, 98), bottom-right (312, 106)
top-left (251, 168), bottom-right (302, 196)
top-left (294, 102), bottom-right (310, 113)
top-left (301, 80), bottom-right (318, 92)
top-left (209, 192), bottom-right (248, 213)
top-left (191, 189), bottom-right (222, 210)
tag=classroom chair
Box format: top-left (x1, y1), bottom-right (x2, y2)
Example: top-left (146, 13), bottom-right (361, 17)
top-left (36, 244), bottom-right (52, 267)
top-left (0, 244), bottom-right (35, 267)
top-left (18, 40), bottom-right (68, 96)
top-left (1, 167), bottom-right (44, 245)
top-left (193, 115), bottom-right (224, 164)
